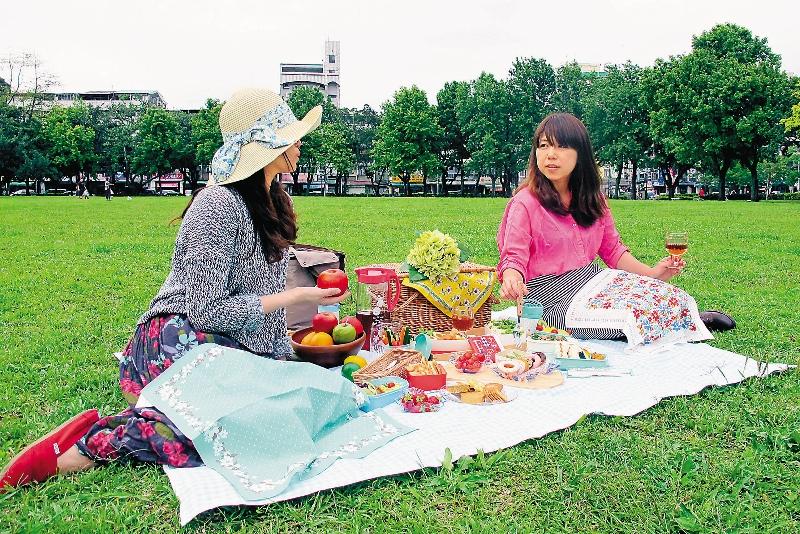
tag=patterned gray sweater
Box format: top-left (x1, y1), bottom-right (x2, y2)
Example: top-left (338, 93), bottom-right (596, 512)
top-left (139, 185), bottom-right (291, 356)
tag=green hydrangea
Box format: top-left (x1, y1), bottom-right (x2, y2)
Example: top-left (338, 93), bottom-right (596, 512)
top-left (406, 230), bottom-right (460, 282)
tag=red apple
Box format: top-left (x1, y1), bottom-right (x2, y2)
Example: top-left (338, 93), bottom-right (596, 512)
top-left (316, 268), bottom-right (348, 297)
top-left (311, 312), bottom-right (339, 334)
top-left (340, 316), bottom-right (364, 336)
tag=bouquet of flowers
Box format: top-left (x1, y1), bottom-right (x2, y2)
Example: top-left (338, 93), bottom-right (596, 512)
top-left (405, 230), bottom-right (462, 283)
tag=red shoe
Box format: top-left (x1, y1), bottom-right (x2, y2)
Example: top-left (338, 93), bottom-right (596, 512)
top-left (0, 409), bottom-right (99, 491)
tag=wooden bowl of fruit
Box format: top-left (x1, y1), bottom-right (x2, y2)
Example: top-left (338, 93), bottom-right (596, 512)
top-left (290, 327), bottom-right (366, 368)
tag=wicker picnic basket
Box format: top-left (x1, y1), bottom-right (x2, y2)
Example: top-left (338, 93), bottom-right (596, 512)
top-left (364, 262), bottom-right (499, 336)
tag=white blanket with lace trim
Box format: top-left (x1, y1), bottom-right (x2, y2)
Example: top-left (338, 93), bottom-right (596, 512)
top-left (153, 340), bottom-right (787, 525)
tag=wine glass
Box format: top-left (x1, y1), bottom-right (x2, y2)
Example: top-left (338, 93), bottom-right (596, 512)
top-left (451, 304), bottom-right (475, 332)
top-left (665, 231), bottom-right (688, 261)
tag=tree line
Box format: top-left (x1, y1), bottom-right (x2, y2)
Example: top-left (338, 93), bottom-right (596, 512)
top-left (2, 23), bottom-right (799, 201)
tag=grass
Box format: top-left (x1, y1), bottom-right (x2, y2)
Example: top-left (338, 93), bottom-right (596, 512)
top-left (0, 196), bottom-right (798, 533)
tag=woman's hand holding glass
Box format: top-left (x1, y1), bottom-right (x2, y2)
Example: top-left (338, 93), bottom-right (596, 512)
top-left (650, 256), bottom-right (685, 282)
top-left (653, 231), bottom-right (688, 282)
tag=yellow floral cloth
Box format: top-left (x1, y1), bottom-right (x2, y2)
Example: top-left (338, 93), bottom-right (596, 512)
top-left (402, 271), bottom-right (496, 318)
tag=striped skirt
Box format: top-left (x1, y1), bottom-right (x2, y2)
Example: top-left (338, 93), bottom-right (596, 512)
top-left (525, 263), bottom-right (624, 340)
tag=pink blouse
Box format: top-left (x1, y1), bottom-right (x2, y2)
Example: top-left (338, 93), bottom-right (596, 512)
top-left (496, 188), bottom-right (629, 281)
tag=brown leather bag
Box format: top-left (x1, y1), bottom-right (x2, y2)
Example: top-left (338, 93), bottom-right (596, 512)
top-left (285, 244), bottom-right (346, 330)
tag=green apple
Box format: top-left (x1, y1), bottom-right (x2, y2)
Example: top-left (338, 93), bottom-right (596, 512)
top-left (341, 362), bottom-right (360, 382)
top-left (332, 323), bottom-right (357, 344)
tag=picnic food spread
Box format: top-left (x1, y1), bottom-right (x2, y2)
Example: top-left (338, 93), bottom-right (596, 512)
top-left (290, 238), bottom-right (612, 415)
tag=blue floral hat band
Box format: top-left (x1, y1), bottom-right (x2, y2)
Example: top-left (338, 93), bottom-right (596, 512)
top-left (208, 89), bottom-right (322, 186)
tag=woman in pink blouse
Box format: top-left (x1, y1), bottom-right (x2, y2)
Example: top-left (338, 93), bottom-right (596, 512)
top-left (497, 113), bottom-right (734, 339)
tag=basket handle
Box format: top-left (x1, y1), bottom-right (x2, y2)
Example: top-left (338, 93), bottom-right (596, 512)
top-left (392, 291), bottom-right (419, 313)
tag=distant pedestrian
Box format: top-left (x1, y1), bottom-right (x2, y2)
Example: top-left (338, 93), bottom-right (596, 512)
top-left (81, 183), bottom-right (90, 199)
top-left (105, 180), bottom-right (112, 201)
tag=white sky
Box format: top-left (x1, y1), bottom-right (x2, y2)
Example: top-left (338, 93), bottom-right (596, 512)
top-left (2, 0), bottom-right (798, 110)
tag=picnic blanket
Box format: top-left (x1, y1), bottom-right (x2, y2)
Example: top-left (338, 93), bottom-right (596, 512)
top-left (149, 340), bottom-right (788, 525)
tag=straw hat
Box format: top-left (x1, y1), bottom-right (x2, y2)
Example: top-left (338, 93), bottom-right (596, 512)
top-left (209, 88), bottom-right (322, 186)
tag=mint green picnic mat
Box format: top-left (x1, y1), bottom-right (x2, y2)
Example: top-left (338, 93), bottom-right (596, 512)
top-left (141, 344), bottom-right (413, 501)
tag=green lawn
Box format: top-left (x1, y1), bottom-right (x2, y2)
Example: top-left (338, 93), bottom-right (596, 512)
top-left (1, 196), bottom-right (798, 533)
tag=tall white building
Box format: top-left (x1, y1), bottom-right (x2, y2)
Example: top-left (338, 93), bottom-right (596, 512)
top-left (279, 40), bottom-right (340, 107)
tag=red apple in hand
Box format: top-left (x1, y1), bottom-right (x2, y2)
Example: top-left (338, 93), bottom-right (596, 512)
top-left (312, 312), bottom-right (339, 334)
top-left (316, 269), bottom-right (348, 297)
top-left (340, 316), bottom-right (364, 336)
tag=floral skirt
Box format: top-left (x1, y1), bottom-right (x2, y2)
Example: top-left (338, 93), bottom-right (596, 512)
top-left (76, 314), bottom-right (245, 467)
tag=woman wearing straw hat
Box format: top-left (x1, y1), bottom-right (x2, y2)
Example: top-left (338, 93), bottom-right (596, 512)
top-left (1, 88), bottom-right (349, 489)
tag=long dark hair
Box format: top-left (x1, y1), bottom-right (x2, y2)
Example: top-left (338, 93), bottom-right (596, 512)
top-left (516, 113), bottom-right (606, 227)
top-left (175, 170), bottom-right (297, 262)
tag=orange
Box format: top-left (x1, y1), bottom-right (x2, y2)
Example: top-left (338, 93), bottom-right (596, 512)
top-left (301, 331), bottom-right (334, 346)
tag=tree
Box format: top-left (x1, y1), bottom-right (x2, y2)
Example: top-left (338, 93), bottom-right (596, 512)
top-left (694, 26), bottom-right (794, 202)
top-left (287, 86), bottom-right (327, 194)
top-left (651, 24), bottom-right (793, 201)
top-left (317, 122), bottom-right (355, 195)
top-left (641, 61), bottom-right (693, 199)
top-left (173, 110), bottom-right (198, 191)
top-left (131, 107), bottom-right (181, 181)
top-left (42, 103), bottom-right (96, 181)
top-left (341, 104), bottom-right (380, 191)
top-left (759, 150), bottom-right (799, 196)
top-left (584, 62), bottom-right (650, 199)
top-left (1, 73), bottom-right (57, 194)
top-left (92, 103), bottom-right (142, 184)
top-left (436, 81), bottom-right (470, 196)
top-left (784, 85), bottom-right (800, 139)
top-left (553, 62), bottom-right (589, 119)
top-left (192, 98), bottom-right (222, 188)
top-left (16, 147), bottom-right (55, 194)
top-left (506, 58), bottom-right (557, 192)
top-left (0, 102), bottom-right (54, 195)
top-left (1, 53), bottom-right (58, 121)
top-left (372, 86), bottom-right (442, 197)
top-left (456, 73), bottom-right (517, 197)
top-left (0, 101), bottom-right (24, 189)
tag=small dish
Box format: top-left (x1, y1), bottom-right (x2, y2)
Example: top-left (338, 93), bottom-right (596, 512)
top-left (406, 371), bottom-right (446, 391)
top-left (399, 388), bottom-right (445, 413)
top-left (360, 376), bottom-right (408, 412)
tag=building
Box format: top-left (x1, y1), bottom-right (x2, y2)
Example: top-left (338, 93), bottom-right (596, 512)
top-left (279, 40), bottom-right (340, 106)
top-left (578, 63), bottom-right (608, 77)
top-left (42, 90), bottom-right (167, 109)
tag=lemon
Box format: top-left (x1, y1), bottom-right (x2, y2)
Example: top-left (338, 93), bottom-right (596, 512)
top-left (343, 355), bottom-right (368, 369)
